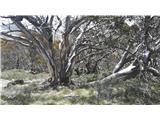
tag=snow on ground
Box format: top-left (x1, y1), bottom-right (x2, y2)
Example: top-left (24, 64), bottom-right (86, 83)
top-left (0, 79), bottom-right (10, 92)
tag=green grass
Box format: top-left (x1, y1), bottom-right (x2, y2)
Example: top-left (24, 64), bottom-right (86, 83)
top-left (30, 87), bottom-right (100, 105)
top-left (1, 83), bottom-right (110, 105)
top-left (1, 69), bottom-right (49, 80)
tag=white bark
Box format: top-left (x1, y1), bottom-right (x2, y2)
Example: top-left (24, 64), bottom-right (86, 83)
top-left (66, 29), bottom-right (84, 72)
top-left (113, 43), bottom-right (132, 73)
top-left (147, 67), bottom-right (160, 76)
top-left (87, 63), bottom-right (139, 87)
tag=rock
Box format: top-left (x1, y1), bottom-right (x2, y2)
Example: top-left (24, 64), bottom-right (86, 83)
top-left (7, 80), bottom-right (24, 87)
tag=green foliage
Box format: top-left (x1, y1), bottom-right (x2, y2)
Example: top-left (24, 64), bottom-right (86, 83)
top-left (122, 78), bottom-right (160, 104)
top-left (85, 74), bottom-right (98, 82)
top-left (97, 77), bottom-right (160, 105)
top-left (73, 73), bottom-right (98, 83)
top-left (121, 23), bottom-right (131, 33)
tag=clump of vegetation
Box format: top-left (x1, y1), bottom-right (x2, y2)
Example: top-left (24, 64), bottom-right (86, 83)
top-left (72, 73), bottom-right (99, 85)
top-left (86, 74), bottom-right (98, 82)
top-left (97, 77), bottom-right (160, 105)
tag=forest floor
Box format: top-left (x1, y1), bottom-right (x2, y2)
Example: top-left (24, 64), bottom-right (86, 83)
top-left (0, 69), bottom-right (108, 105)
top-left (1, 69), bottom-right (160, 105)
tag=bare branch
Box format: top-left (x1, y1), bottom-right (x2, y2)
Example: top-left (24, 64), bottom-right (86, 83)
top-left (65, 29), bottom-right (84, 72)
top-left (147, 67), bottom-right (160, 76)
top-left (1, 32), bottom-right (30, 45)
top-left (55, 16), bottom-right (62, 32)
top-left (113, 42), bottom-right (133, 73)
top-left (49, 16), bottom-right (54, 25)
top-left (85, 62), bottom-right (139, 88)
top-left (24, 16), bottom-right (41, 26)
top-left (65, 16), bottom-right (87, 34)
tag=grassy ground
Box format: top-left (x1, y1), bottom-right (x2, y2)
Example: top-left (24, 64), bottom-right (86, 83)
top-left (1, 69), bottom-right (160, 105)
top-left (1, 83), bottom-right (110, 105)
top-left (1, 69), bottom-right (49, 80)
top-left (0, 69), bottom-right (110, 105)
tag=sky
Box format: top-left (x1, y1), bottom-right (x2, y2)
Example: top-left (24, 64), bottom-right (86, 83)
top-left (0, 18), bottom-right (10, 32)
